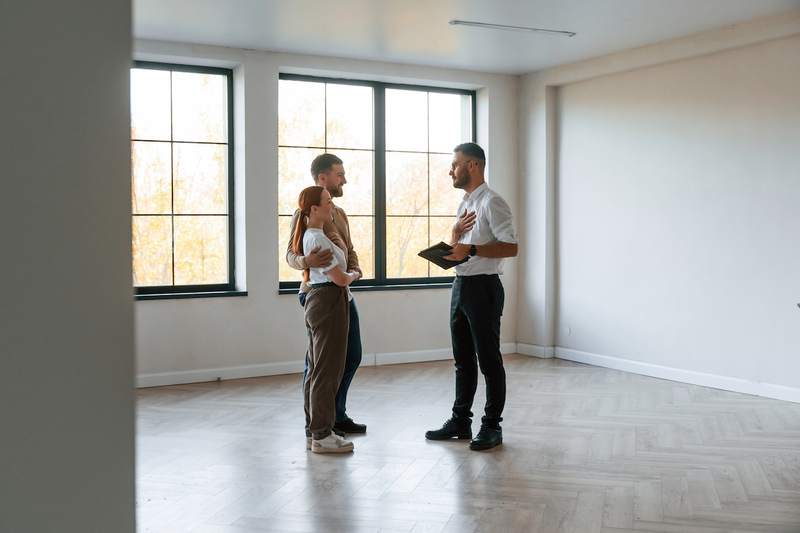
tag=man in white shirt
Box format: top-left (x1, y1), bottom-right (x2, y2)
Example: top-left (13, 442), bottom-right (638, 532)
top-left (425, 142), bottom-right (518, 451)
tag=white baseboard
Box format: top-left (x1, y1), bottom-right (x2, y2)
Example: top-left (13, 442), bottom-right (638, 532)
top-left (501, 342), bottom-right (518, 355)
top-left (138, 343), bottom-right (520, 387)
top-left (136, 345), bottom-right (800, 403)
top-left (516, 343), bottom-right (555, 358)
top-left (140, 354), bottom-right (376, 387)
top-left (137, 360), bottom-right (304, 388)
top-left (374, 342), bottom-right (519, 366)
top-left (375, 348), bottom-right (451, 366)
top-left (555, 347), bottom-right (800, 404)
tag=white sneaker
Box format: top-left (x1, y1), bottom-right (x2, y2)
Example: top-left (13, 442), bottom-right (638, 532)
top-left (311, 432), bottom-right (354, 454)
top-left (307, 429), bottom-right (345, 450)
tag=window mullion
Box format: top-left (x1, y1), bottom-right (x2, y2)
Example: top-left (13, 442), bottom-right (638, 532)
top-left (226, 68), bottom-right (236, 290)
top-left (374, 84), bottom-right (386, 284)
top-left (427, 92), bottom-right (431, 279)
top-left (169, 70), bottom-right (176, 286)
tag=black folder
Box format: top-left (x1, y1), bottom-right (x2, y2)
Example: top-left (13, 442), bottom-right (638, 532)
top-left (417, 242), bottom-right (469, 270)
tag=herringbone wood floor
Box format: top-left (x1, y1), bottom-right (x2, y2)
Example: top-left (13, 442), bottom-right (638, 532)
top-left (137, 355), bottom-right (800, 533)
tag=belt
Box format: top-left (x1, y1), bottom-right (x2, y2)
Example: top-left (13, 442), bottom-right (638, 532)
top-left (308, 281), bottom-right (337, 288)
top-left (455, 273), bottom-right (499, 280)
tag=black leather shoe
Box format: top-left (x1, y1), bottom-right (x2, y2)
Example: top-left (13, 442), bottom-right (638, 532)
top-left (425, 417), bottom-right (472, 440)
top-left (469, 425), bottom-right (502, 451)
top-left (334, 418), bottom-right (367, 434)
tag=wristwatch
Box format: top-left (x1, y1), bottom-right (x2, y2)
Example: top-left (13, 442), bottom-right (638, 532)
top-left (469, 244), bottom-right (477, 257)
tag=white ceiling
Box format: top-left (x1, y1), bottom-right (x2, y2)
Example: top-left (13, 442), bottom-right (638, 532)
top-left (134, 0), bottom-right (800, 74)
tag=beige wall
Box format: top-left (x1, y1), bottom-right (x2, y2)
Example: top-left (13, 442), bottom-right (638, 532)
top-left (555, 35), bottom-right (800, 389)
top-left (0, 1), bottom-right (135, 531)
top-left (133, 41), bottom-right (519, 384)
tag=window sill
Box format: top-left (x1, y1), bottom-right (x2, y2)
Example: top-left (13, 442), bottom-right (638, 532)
top-left (135, 290), bottom-right (248, 301)
top-left (278, 282), bottom-right (452, 295)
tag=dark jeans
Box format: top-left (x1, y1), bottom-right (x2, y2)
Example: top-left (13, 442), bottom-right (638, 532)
top-left (450, 274), bottom-right (506, 428)
top-left (299, 292), bottom-right (362, 423)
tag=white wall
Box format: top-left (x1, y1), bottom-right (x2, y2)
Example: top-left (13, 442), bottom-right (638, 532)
top-left (133, 41), bottom-right (519, 385)
top-left (519, 11), bottom-right (800, 401)
top-left (517, 83), bottom-right (558, 351)
top-left (556, 35), bottom-right (800, 390)
top-left (0, 2), bottom-right (135, 532)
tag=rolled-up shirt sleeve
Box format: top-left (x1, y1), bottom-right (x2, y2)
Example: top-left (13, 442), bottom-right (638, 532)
top-left (487, 195), bottom-right (517, 244)
top-left (305, 233), bottom-right (337, 276)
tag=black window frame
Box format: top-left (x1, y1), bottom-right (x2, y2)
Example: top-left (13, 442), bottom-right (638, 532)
top-left (278, 73), bottom-right (477, 293)
top-left (131, 61), bottom-right (241, 300)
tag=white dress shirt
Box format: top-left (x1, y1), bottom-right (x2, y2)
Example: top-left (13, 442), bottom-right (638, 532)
top-left (303, 228), bottom-right (352, 300)
top-left (454, 182), bottom-right (517, 277)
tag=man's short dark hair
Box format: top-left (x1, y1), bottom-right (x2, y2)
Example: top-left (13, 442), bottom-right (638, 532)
top-left (454, 142), bottom-right (486, 161)
top-left (310, 153), bottom-right (343, 181)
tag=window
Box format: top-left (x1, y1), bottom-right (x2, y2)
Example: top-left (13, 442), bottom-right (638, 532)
top-left (130, 62), bottom-right (236, 297)
top-left (278, 74), bottom-right (475, 290)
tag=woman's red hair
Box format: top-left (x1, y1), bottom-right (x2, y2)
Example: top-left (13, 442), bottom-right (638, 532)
top-left (292, 185), bottom-right (325, 282)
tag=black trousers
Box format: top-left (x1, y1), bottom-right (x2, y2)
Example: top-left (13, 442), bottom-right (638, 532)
top-left (450, 274), bottom-right (506, 427)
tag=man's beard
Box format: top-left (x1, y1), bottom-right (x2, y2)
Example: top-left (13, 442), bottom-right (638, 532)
top-left (327, 185), bottom-right (343, 198)
top-left (452, 174), bottom-right (469, 190)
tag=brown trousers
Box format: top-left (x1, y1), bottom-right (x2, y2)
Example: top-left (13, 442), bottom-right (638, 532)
top-left (304, 284), bottom-right (350, 440)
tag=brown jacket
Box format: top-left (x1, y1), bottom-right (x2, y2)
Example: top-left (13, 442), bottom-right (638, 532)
top-left (286, 204), bottom-right (360, 292)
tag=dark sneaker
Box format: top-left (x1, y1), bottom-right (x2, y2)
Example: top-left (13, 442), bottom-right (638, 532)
top-left (334, 418), bottom-right (367, 434)
top-left (469, 425), bottom-right (502, 451)
top-left (425, 417), bottom-right (472, 440)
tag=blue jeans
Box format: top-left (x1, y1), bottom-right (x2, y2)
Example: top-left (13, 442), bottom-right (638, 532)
top-left (299, 292), bottom-right (362, 422)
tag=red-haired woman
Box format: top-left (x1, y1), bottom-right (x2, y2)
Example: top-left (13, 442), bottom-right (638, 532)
top-left (292, 185), bottom-right (361, 453)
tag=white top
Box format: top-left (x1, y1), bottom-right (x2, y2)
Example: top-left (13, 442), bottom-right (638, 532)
top-left (303, 228), bottom-right (352, 300)
top-left (454, 182), bottom-right (517, 277)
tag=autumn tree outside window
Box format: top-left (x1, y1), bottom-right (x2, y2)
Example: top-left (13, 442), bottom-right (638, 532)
top-left (278, 74), bottom-right (475, 290)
